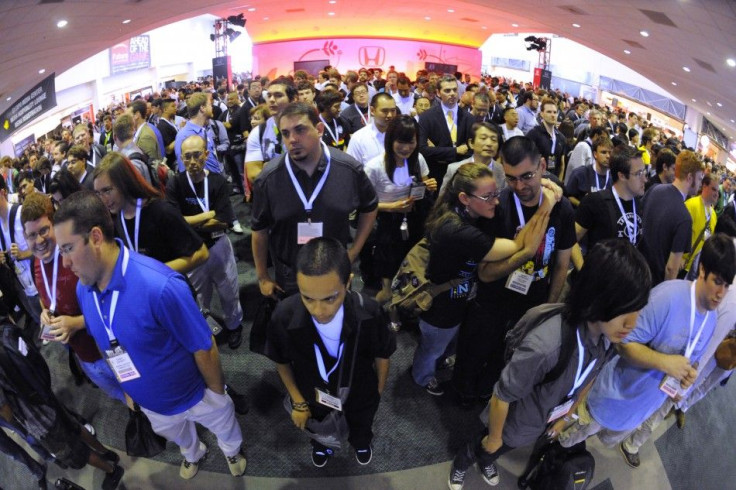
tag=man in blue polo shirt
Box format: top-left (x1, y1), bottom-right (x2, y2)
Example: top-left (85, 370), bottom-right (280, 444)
top-left (174, 92), bottom-right (222, 174)
top-left (53, 191), bottom-right (247, 481)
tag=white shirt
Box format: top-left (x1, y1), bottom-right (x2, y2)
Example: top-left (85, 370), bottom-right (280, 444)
top-left (346, 122), bottom-right (385, 166)
top-left (393, 93), bottom-right (414, 116)
top-left (364, 153), bottom-right (430, 202)
top-left (501, 125), bottom-right (524, 141)
top-left (312, 305), bottom-right (344, 358)
top-left (565, 139), bottom-right (594, 186)
top-left (245, 117), bottom-right (280, 163)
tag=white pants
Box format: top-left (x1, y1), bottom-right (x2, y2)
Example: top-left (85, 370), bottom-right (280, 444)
top-left (188, 236), bottom-right (243, 330)
top-left (142, 388), bottom-right (243, 462)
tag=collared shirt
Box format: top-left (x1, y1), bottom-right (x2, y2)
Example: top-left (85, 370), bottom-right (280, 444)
top-left (175, 120), bottom-right (222, 173)
top-left (77, 240), bottom-right (213, 415)
top-left (516, 104), bottom-right (538, 134)
top-left (346, 121), bottom-right (385, 166)
top-left (440, 103), bottom-right (458, 134)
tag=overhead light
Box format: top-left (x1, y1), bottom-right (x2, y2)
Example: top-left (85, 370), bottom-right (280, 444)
top-left (56, 20), bottom-right (68, 28)
top-left (671, 82), bottom-right (677, 86)
top-left (692, 98), bottom-right (697, 102)
top-left (328, 12), bottom-right (335, 16)
top-left (623, 49), bottom-right (631, 54)
top-left (447, 9), bottom-right (455, 13)
top-left (639, 30), bottom-right (649, 37)
top-left (263, 17), bottom-right (269, 20)
top-left (481, 26), bottom-right (487, 30)
top-left (682, 66), bottom-right (691, 72)
top-left (524, 36), bottom-right (547, 52)
top-left (425, 16), bottom-right (431, 21)
top-left (707, 101), bottom-right (712, 106)
top-left (247, 7), bottom-right (256, 11)
top-left (572, 23), bottom-right (580, 28)
top-left (224, 28), bottom-right (241, 42)
top-left (511, 23), bottom-right (519, 27)
top-left (38, 68), bottom-right (45, 74)
top-left (728, 58), bottom-right (736, 67)
top-left (717, 102), bottom-right (723, 107)
top-left (122, 19), bottom-right (131, 24)
top-left (707, 112), bottom-right (711, 115)
top-left (329, 0), bottom-right (337, 3)
top-left (227, 13), bottom-right (246, 27)
top-left (5, 97), bottom-right (10, 101)
top-left (731, 119), bottom-right (735, 123)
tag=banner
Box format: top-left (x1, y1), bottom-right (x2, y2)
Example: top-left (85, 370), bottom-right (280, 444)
top-left (13, 133), bottom-right (35, 158)
top-left (110, 35), bottom-right (151, 75)
top-left (0, 74), bottom-right (57, 143)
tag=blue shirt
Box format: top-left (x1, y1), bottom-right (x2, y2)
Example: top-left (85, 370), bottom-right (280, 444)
top-left (587, 280), bottom-right (716, 431)
top-left (517, 104), bottom-right (538, 134)
top-left (175, 120), bottom-right (222, 173)
top-left (77, 240), bottom-right (212, 415)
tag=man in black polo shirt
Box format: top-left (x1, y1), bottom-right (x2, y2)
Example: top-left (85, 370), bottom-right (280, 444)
top-left (251, 102), bottom-right (378, 297)
top-left (526, 98), bottom-right (567, 179)
top-left (166, 135), bottom-right (245, 349)
top-left (573, 146), bottom-right (647, 269)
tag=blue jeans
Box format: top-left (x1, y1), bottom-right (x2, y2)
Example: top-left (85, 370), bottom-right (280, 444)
top-left (412, 319), bottom-right (459, 386)
top-left (79, 357), bottom-right (126, 403)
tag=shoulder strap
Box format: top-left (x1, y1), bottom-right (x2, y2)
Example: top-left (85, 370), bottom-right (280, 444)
top-left (8, 204), bottom-right (19, 245)
top-left (539, 320), bottom-right (577, 386)
top-left (258, 121), bottom-right (267, 150)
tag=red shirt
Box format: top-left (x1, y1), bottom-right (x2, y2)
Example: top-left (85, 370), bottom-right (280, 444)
top-left (34, 256), bottom-right (101, 363)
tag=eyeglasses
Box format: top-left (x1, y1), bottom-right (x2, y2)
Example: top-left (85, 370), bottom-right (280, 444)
top-left (59, 233), bottom-right (89, 257)
top-left (505, 169), bottom-right (539, 185)
top-left (629, 169), bottom-right (648, 178)
top-left (25, 225), bottom-right (51, 242)
top-left (470, 191), bottom-right (501, 202)
top-left (182, 151), bottom-right (204, 161)
top-left (95, 186), bottom-right (115, 198)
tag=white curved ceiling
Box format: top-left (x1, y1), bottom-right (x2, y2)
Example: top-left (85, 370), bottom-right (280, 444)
top-left (1, 0), bottom-right (734, 142)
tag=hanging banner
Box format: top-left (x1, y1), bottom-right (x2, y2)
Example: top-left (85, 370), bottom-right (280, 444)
top-left (0, 74), bottom-right (57, 143)
top-left (110, 35), bottom-right (151, 75)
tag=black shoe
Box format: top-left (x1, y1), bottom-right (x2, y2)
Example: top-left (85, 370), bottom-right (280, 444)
top-left (102, 464), bottom-right (124, 490)
top-left (226, 385), bottom-right (249, 415)
top-left (311, 447), bottom-right (333, 467)
top-left (228, 325), bottom-right (243, 350)
top-left (102, 449), bottom-right (120, 465)
top-left (478, 461), bottom-right (500, 486)
top-left (355, 445), bottom-right (372, 465)
top-left (619, 443), bottom-right (640, 468)
top-left (425, 378), bottom-right (444, 396)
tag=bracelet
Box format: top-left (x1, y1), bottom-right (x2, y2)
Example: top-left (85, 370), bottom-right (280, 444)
top-left (292, 406), bottom-right (310, 413)
top-left (291, 400), bottom-right (309, 410)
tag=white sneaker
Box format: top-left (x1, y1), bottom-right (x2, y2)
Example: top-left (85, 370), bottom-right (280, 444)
top-left (226, 452), bottom-right (247, 476)
top-left (180, 444), bottom-right (208, 480)
top-left (231, 222), bottom-right (244, 234)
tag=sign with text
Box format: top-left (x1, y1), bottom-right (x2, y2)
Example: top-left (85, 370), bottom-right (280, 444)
top-left (13, 133), bottom-right (35, 157)
top-left (110, 35), bottom-right (151, 75)
top-left (0, 74), bottom-right (56, 143)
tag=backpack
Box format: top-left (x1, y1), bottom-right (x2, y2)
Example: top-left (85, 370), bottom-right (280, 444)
top-left (385, 238), bottom-right (466, 316)
top-left (504, 304), bottom-right (576, 387)
top-left (0, 319), bottom-right (53, 405)
top-left (127, 151), bottom-right (162, 191)
top-left (519, 440), bottom-right (595, 490)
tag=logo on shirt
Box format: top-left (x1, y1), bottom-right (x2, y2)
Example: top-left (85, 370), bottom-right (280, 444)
top-left (519, 227), bottom-right (556, 280)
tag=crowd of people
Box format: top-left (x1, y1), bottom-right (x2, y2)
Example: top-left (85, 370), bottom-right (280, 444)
top-left (0, 65), bottom-right (735, 490)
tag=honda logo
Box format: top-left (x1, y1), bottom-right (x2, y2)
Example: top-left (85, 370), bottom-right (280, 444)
top-left (358, 46), bottom-right (385, 67)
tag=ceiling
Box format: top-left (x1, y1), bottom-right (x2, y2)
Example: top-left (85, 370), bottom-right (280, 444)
top-left (0, 0), bottom-right (735, 144)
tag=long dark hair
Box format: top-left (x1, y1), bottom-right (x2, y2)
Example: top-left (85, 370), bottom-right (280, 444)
top-left (424, 162), bottom-right (493, 239)
top-left (383, 115), bottom-right (421, 182)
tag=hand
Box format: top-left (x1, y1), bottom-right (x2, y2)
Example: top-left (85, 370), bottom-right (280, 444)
top-left (9, 243), bottom-right (20, 260)
top-left (663, 355), bottom-right (697, 382)
top-left (208, 385), bottom-right (226, 395)
top-left (423, 178), bottom-right (438, 192)
top-left (40, 308), bottom-right (53, 327)
top-left (541, 178), bottom-right (563, 202)
top-left (522, 210), bottom-right (550, 258)
top-left (546, 418), bottom-right (568, 439)
top-left (0, 251), bottom-right (5, 265)
top-left (0, 403), bottom-right (13, 423)
top-left (291, 408), bottom-right (310, 430)
top-left (426, 139), bottom-right (436, 148)
top-left (258, 276), bottom-right (284, 299)
top-left (456, 144), bottom-right (469, 155)
top-left (482, 434), bottom-right (503, 454)
top-left (124, 393), bottom-right (137, 411)
top-left (391, 198), bottom-right (414, 213)
top-left (48, 315), bottom-right (78, 344)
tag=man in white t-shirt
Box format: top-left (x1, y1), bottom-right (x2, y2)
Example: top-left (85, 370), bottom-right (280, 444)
top-left (346, 94), bottom-right (397, 166)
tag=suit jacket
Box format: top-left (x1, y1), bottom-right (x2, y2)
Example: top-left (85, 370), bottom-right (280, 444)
top-left (341, 104), bottom-right (371, 135)
top-left (418, 104), bottom-right (474, 180)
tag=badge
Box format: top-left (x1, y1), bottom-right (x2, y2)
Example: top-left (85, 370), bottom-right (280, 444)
top-left (590, 186), bottom-right (601, 193)
top-left (297, 221), bottom-right (323, 244)
top-left (547, 155), bottom-right (556, 170)
top-left (505, 269), bottom-right (533, 295)
top-left (659, 374), bottom-right (681, 399)
top-left (315, 388), bottom-right (342, 411)
top-left (105, 345), bottom-right (142, 383)
top-left (547, 398), bottom-right (574, 423)
top-left (410, 183), bottom-right (426, 200)
top-left (39, 324), bottom-right (56, 341)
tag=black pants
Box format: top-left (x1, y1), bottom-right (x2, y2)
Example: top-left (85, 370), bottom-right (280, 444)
top-left (310, 389), bottom-right (380, 450)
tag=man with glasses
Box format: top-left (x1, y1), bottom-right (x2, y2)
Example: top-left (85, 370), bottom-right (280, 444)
top-left (573, 146), bottom-right (647, 270)
top-left (341, 83), bottom-right (372, 136)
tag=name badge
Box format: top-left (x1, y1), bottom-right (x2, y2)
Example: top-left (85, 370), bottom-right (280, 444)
top-left (315, 388), bottom-right (342, 411)
top-left (105, 345), bottom-right (142, 383)
top-left (211, 231), bottom-right (225, 240)
top-left (410, 184), bottom-right (426, 200)
top-left (547, 398), bottom-right (574, 423)
top-left (590, 186), bottom-right (601, 193)
top-left (506, 269), bottom-right (533, 295)
top-left (39, 324), bottom-right (56, 341)
top-left (659, 374), bottom-right (681, 399)
top-left (547, 156), bottom-right (556, 170)
top-left (297, 221), bottom-right (323, 244)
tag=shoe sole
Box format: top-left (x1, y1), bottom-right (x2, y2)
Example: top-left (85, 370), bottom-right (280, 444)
top-left (619, 444), bottom-right (640, 468)
top-left (477, 463), bottom-right (500, 486)
top-left (427, 389), bottom-right (444, 396)
top-left (312, 457), bottom-right (328, 468)
top-left (447, 474), bottom-right (465, 490)
top-left (355, 448), bottom-right (372, 466)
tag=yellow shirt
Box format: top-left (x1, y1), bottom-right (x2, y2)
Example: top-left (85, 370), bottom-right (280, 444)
top-left (683, 196), bottom-right (717, 271)
top-left (638, 145), bottom-right (651, 166)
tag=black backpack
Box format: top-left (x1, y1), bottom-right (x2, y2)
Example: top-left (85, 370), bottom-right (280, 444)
top-left (519, 440), bottom-right (595, 490)
top-left (127, 151), bottom-right (161, 190)
top-left (0, 319), bottom-right (53, 405)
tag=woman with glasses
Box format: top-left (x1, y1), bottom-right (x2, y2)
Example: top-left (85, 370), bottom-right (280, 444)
top-left (410, 162), bottom-right (554, 397)
top-left (364, 115), bottom-right (437, 304)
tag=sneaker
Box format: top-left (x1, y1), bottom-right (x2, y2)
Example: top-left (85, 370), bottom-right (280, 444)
top-left (619, 442), bottom-right (640, 468)
top-left (448, 464), bottom-right (467, 490)
top-left (180, 446), bottom-right (208, 480)
top-left (83, 423), bottom-right (96, 436)
top-left (228, 324), bottom-right (243, 350)
top-left (355, 445), bottom-right (372, 465)
top-left (311, 447), bottom-right (333, 468)
top-left (231, 222), bottom-right (244, 234)
top-left (478, 461), bottom-right (500, 486)
top-left (102, 464), bottom-right (124, 490)
top-left (226, 385), bottom-right (249, 415)
top-left (226, 452), bottom-right (247, 476)
top-left (425, 378), bottom-right (444, 396)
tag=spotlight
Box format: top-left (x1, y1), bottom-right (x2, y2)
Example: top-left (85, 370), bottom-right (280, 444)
top-left (210, 34), bottom-right (216, 42)
top-left (524, 36), bottom-right (547, 52)
top-left (225, 28), bottom-right (241, 42)
top-left (227, 13), bottom-right (246, 27)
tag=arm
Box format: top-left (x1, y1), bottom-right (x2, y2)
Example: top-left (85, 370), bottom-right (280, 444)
top-left (575, 222), bottom-right (588, 242)
top-left (377, 199), bottom-right (414, 213)
top-left (9, 244), bottom-right (32, 261)
top-left (245, 160), bottom-right (264, 184)
top-left (571, 243), bottom-right (585, 271)
top-left (164, 243), bottom-right (209, 274)
top-left (193, 337), bottom-right (225, 394)
top-left (183, 210), bottom-right (216, 227)
top-left (617, 342), bottom-right (697, 386)
top-left (547, 247), bottom-right (572, 302)
top-left (664, 252), bottom-right (684, 281)
top-left (349, 208), bottom-right (378, 263)
top-left (276, 362), bottom-right (310, 429)
top-left (375, 358), bottom-right (390, 395)
top-left (47, 312), bottom-right (86, 344)
top-left (483, 394), bottom-right (510, 453)
top-left (252, 228), bottom-right (282, 298)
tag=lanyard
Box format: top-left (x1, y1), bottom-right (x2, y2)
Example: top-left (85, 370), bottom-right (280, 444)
top-left (356, 104), bottom-right (370, 125)
top-left (314, 342), bottom-right (345, 383)
top-left (612, 187), bottom-right (637, 244)
top-left (162, 118), bottom-right (178, 133)
top-left (133, 123), bottom-right (144, 143)
top-left (566, 328), bottom-right (598, 398)
top-left (550, 129), bottom-right (557, 155)
top-left (78, 170), bottom-right (87, 184)
top-left (594, 169), bottom-right (610, 191)
top-left (39, 246), bottom-right (59, 312)
top-left (186, 171), bottom-right (209, 212)
top-left (285, 141), bottom-right (331, 222)
top-left (120, 199), bottom-right (142, 252)
top-left (513, 192), bottom-right (544, 228)
top-left (248, 97), bottom-right (256, 107)
top-left (92, 246), bottom-right (130, 343)
top-left (319, 115), bottom-right (340, 145)
top-left (685, 281), bottom-right (710, 359)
